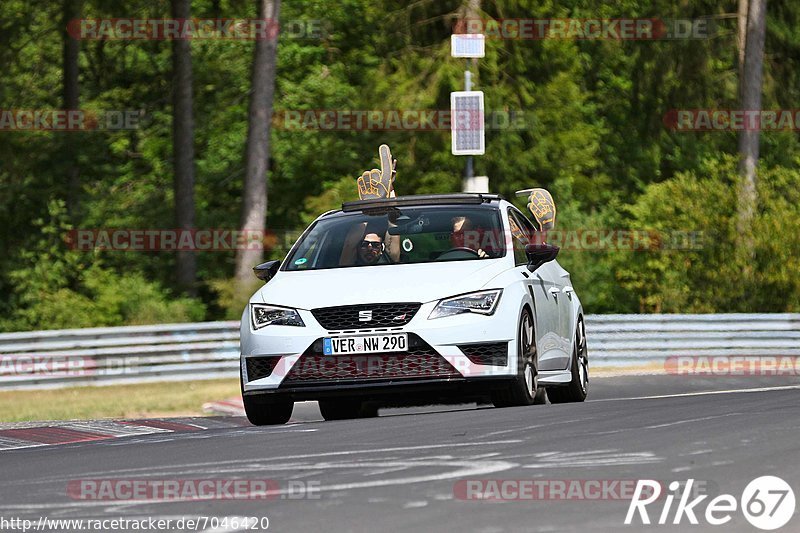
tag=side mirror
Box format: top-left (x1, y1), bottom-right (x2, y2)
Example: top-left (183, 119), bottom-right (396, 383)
top-left (525, 243), bottom-right (559, 271)
top-left (253, 260), bottom-right (281, 282)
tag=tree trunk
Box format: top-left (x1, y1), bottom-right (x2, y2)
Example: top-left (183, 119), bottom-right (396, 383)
top-left (235, 0), bottom-right (281, 283)
top-left (737, 0), bottom-right (749, 86)
top-left (736, 0), bottom-right (767, 241)
top-left (62, 0), bottom-right (81, 219)
top-left (171, 0), bottom-right (197, 295)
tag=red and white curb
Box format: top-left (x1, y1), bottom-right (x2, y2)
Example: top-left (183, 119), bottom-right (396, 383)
top-left (0, 417), bottom-right (250, 451)
top-left (202, 397), bottom-right (245, 416)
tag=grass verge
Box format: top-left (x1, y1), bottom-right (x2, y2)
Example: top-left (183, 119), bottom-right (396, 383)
top-left (0, 379), bottom-right (240, 423)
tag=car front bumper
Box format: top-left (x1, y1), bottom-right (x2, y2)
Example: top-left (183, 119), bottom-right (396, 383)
top-left (240, 299), bottom-right (519, 398)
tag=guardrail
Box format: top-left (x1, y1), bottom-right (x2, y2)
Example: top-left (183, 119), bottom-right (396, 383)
top-left (1, 314), bottom-right (798, 390)
top-left (587, 314), bottom-right (800, 367)
top-left (0, 321), bottom-right (240, 390)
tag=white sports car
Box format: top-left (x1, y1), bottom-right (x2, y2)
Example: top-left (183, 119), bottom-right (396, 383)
top-left (240, 193), bottom-right (587, 425)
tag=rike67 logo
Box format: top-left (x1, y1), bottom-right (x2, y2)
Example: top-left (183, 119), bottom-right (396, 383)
top-left (625, 477), bottom-right (795, 530)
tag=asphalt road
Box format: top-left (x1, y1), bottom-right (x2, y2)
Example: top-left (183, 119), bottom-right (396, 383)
top-left (1, 375), bottom-right (799, 532)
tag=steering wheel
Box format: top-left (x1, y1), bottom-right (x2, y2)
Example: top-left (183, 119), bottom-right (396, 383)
top-left (436, 247), bottom-right (481, 260)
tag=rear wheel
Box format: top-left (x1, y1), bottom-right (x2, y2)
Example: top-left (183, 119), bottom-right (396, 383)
top-left (492, 309), bottom-right (546, 407)
top-left (548, 317), bottom-right (588, 403)
top-left (242, 394), bottom-right (294, 425)
top-left (318, 398), bottom-right (379, 421)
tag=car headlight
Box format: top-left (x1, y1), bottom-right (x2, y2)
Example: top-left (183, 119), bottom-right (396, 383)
top-left (251, 303), bottom-right (305, 329)
top-left (428, 289), bottom-right (502, 319)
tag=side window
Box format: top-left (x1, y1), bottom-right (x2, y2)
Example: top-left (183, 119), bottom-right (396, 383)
top-left (513, 210), bottom-right (538, 240)
top-left (291, 232), bottom-right (323, 269)
top-left (507, 209), bottom-right (530, 266)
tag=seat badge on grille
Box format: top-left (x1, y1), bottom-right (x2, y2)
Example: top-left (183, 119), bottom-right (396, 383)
top-left (358, 310), bottom-right (373, 322)
top-left (393, 314), bottom-right (407, 321)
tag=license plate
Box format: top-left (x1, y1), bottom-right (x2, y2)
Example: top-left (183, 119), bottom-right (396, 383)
top-left (323, 333), bottom-right (408, 355)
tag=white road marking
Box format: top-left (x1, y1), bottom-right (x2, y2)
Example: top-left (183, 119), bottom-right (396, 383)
top-left (684, 449), bottom-right (714, 455)
top-left (0, 458), bottom-right (517, 510)
top-left (0, 438), bottom-right (46, 451)
top-left (476, 417), bottom-right (600, 440)
top-left (581, 412), bottom-right (749, 438)
top-left (18, 439), bottom-right (523, 482)
top-left (521, 450), bottom-right (660, 469)
top-left (296, 459), bottom-right (515, 496)
top-left (591, 383), bottom-right (800, 402)
top-left (644, 412), bottom-right (744, 429)
top-left (403, 500), bottom-right (428, 508)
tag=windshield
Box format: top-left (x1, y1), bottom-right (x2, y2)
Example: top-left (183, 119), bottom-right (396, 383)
top-left (284, 205), bottom-right (507, 271)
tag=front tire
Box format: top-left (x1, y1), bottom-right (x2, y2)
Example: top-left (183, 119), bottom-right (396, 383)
top-left (318, 398), bottom-right (378, 421)
top-left (243, 394), bottom-right (294, 425)
top-left (492, 309), bottom-right (546, 407)
top-left (548, 317), bottom-right (588, 403)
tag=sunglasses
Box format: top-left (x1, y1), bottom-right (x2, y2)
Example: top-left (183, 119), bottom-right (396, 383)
top-left (360, 240), bottom-right (384, 250)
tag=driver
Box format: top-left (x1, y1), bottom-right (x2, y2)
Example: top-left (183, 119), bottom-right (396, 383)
top-left (356, 233), bottom-right (386, 265)
top-left (451, 216), bottom-right (489, 258)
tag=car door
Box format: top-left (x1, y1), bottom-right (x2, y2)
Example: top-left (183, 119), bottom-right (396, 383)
top-left (508, 209), bottom-right (571, 371)
top-left (551, 259), bottom-right (575, 359)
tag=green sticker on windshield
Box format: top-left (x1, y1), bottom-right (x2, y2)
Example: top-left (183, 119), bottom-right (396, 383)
top-left (294, 258), bottom-right (308, 265)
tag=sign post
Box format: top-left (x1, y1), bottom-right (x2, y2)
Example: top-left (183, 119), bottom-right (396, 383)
top-left (450, 33), bottom-right (486, 191)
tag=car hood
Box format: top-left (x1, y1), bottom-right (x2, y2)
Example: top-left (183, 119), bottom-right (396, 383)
top-left (254, 259), bottom-right (510, 309)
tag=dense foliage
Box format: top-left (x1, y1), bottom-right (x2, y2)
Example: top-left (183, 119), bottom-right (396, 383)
top-left (1, 0), bottom-right (799, 330)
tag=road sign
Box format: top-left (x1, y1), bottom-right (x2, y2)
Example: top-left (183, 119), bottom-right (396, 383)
top-left (451, 90), bottom-right (485, 155)
top-left (451, 34), bottom-right (485, 58)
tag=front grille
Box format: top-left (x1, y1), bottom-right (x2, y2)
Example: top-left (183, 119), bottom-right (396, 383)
top-left (281, 337), bottom-right (460, 386)
top-left (246, 356), bottom-right (281, 381)
top-left (311, 303), bottom-right (420, 330)
top-left (459, 342), bottom-right (509, 366)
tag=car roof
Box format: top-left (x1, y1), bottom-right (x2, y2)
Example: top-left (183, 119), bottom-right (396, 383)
top-left (316, 193), bottom-right (541, 233)
top-left (337, 193), bottom-right (505, 214)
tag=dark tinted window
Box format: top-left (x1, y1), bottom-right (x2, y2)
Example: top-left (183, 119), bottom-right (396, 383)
top-left (284, 206), bottom-right (506, 271)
